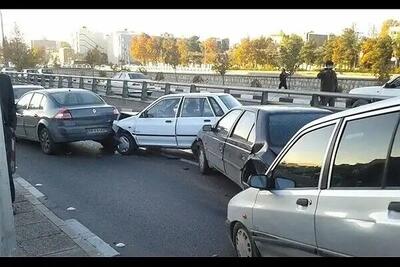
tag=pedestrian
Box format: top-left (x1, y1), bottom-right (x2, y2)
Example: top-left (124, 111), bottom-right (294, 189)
top-left (278, 68), bottom-right (288, 89)
top-left (317, 60), bottom-right (339, 107)
top-left (0, 73), bottom-right (17, 214)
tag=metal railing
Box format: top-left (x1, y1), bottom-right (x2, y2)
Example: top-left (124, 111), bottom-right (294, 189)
top-left (3, 71), bottom-right (391, 112)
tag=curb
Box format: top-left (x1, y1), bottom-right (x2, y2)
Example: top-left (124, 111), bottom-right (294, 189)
top-left (14, 175), bottom-right (120, 257)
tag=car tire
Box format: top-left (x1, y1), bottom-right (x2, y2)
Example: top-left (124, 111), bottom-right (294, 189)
top-left (39, 127), bottom-right (57, 155)
top-left (116, 131), bottom-right (137, 155)
top-left (100, 136), bottom-right (117, 154)
top-left (198, 141), bottom-right (211, 174)
top-left (352, 99), bottom-right (369, 108)
top-left (233, 222), bottom-right (260, 257)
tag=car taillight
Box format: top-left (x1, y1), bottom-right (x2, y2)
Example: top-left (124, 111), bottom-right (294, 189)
top-left (55, 108), bottom-right (72, 119)
top-left (113, 107), bottom-right (120, 115)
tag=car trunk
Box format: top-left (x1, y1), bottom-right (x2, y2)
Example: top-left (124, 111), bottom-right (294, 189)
top-left (64, 105), bottom-right (116, 127)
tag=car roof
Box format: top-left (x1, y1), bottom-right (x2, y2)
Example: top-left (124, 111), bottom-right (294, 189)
top-left (236, 105), bottom-right (332, 114)
top-left (160, 92), bottom-right (231, 98)
top-left (23, 88), bottom-right (95, 95)
top-left (301, 96), bottom-right (400, 129)
top-left (13, 85), bottom-right (44, 89)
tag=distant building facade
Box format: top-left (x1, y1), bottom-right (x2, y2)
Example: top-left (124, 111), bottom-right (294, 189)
top-left (72, 26), bottom-right (107, 55)
top-left (306, 33), bottom-right (329, 47)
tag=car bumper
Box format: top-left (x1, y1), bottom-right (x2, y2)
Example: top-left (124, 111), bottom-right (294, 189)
top-left (49, 124), bottom-right (114, 143)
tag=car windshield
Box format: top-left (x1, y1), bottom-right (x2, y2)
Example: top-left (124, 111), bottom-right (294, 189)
top-left (41, 69), bottom-right (53, 74)
top-left (51, 91), bottom-right (104, 106)
top-left (128, 73), bottom-right (147, 80)
top-left (268, 113), bottom-right (330, 147)
top-left (218, 95), bottom-right (241, 109)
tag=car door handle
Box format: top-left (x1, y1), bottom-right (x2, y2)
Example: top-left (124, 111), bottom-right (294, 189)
top-left (296, 198), bottom-right (311, 207)
top-left (204, 119), bottom-right (211, 122)
top-left (388, 202), bottom-right (400, 212)
top-left (34, 114), bottom-right (38, 118)
top-left (165, 120), bottom-right (172, 123)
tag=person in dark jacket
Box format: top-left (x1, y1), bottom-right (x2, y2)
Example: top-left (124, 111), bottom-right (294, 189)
top-left (317, 60), bottom-right (339, 107)
top-left (278, 68), bottom-right (288, 89)
top-left (0, 74), bottom-right (17, 210)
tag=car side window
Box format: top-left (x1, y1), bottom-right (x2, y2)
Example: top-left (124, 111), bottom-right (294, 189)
top-left (330, 112), bottom-right (399, 188)
top-left (181, 98), bottom-right (214, 117)
top-left (386, 122), bottom-right (400, 187)
top-left (39, 95), bottom-right (47, 110)
top-left (216, 110), bottom-right (243, 137)
top-left (248, 125), bottom-right (256, 144)
top-left (16, 93), bottom-right (33, 110)
top-left (146, 98), bottom-right (181, 118)
top-left (208, 97), bottom-right (224, 117)
top-left (272, 124), bottom-right (335, 189)
top-left (28, 93), bottom-right (43, 110)
top-left (230, 111), bottom-right (256, 145)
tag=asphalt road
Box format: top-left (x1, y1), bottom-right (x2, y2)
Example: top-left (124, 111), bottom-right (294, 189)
top-left (15, 140), bottom-right (241, 256)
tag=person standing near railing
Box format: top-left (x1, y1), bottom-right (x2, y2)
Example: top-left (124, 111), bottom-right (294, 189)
top-left (278, 68), bottom-right (289, 89)
top-left (0, 73), bottom-right (17, 214)
top-left (317, 60), bottom-right (339, 107)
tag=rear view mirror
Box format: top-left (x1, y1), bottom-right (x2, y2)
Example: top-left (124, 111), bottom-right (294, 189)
top-left (141, 110), bottom-right (148, 118)
top-left (244, 174), bottom-right (275, 190)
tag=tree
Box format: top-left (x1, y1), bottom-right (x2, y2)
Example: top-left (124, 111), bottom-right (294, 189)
top-left (130, 33), bottom-right (152, 65)
top-left (212, 52), bottom-right (230, 85)
top-left (2, 24), bottom-right (38, 71)
top-left (202, 38), bottom-right (219, 64)
top-left (300, 40), bottom-right (317, 70)
top-left (360, 37), bottom-right (378, 70)
top-left (279, 34), bottom-right (304, 73)
top-left (187, 36), bottom-right (202, 64)
top-left (230, 38), bottom-right (253, 68)
top-left (393, 33), bottom-right (400, 67)
top-left (371, 35), bottom-right (394, 81)
top-left (339, 27), bottom-right (360, 69)
top-left (162, 37), bottom-right (180, 81)
top-left (177, 38), bottom-right (190, 66)
top-left (251, 36), bottom-right (279, 68)
top-left (380, 19), bottom-right (400, 37)
top-left (31, 47), bottom-right (48, 67)
top-left (85, 47), bottom-right (108, 68)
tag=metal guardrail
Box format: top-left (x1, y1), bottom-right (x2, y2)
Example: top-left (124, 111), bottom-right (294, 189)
top-left (3, 71), bottom-right (391, 111)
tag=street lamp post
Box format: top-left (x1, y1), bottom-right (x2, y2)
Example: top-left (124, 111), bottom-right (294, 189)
top-left (0, 10), bottom-right (5, 48)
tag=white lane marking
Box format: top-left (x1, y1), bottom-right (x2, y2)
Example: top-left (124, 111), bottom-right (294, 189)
top-left (67, 207), bottom-right (76, 211)
top-left (115, 243), bottom-right (126, 248)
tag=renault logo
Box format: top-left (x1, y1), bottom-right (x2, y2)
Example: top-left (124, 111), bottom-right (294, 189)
top-left (92, 109), bottom-right (96, 114)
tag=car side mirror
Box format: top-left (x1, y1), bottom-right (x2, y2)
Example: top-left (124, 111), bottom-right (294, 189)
top-left (202, 124), bottom-right (212, 131)
top-left (141, 110), bottom-right (148, 118)
top-left (251, 142), bottom-right (264, 154)
top-left (244, 174), bottom-right (275, 190)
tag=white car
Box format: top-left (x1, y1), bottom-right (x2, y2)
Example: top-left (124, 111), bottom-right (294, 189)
top-left (105, 72), bottom-right (157, 96)
top-left (347, 75), bottom-right (400, 107)
top-left (112, 93), bottom-right (242, 154)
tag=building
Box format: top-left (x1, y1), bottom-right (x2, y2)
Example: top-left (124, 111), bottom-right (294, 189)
top-left (270, 33), bottom-right (285, 44)
top-left (58, 47), bottom-right (75, 67)
top-left (111, 30), bottom-right (138, 65)
top-left (217, 38), bottom-right (230, 52)
top-left (31, 39), bottom-right (58, 51)
top-left (306, 32), bottom-right (329, 47)
top-left (72, 26), bottom-right (107, 55)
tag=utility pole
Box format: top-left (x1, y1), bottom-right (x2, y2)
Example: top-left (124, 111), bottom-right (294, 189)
top-left (0, 10), bottom-right (5, 48)
top-left (0, 95), bottom-right (16, 256)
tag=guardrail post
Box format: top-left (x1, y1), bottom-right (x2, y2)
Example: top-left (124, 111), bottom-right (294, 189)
top-left (164, 83), bottom-right (171, 95)
top-left (67, 77), bottom-right (73, 88)
top-left (141, 82), bottom-right (148, 100)
top-left (40, 75), bottom-right (45, 87)
top-left (26, 73), bottom-right (31, 84)
top-left (106, 79), bottom-right (112, 95)
top-left (49, 76), bottom-right (54, 88)
top-left (79, 77), bottom-right (84, 88)
top-left (224, 88), bottom-right (230, 94)
top-left (311, 94), bottom-right (319, 107)
top-left (91, 78), bottom-right (97, 93)
top-left (122, 80), bottom-right (128, 98)
top-left (190, 84), bottom-right (196, 93)
top-left (261, 92), bottom-right (268, 104)
top-left (58, 76), bottom-right (63, 88)
top-left (33, 75), bottom-right (38, 85)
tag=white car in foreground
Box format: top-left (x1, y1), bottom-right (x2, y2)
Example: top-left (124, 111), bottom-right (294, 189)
top-left (112, 93), bottom-right (242, 154)
top-left (347, 75), bottom-right (400, 107)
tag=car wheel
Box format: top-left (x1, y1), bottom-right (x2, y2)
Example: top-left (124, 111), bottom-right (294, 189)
top-left (198, 141), bottom-right (211, 174)
top-left (116, 131), bottom-right (137, 155)
top-left (39, 127), bottom-right (57, 155)
top-left (233, 222), bottom-right (260, 257)
top-left (352, 99), bottom-right (369, 108)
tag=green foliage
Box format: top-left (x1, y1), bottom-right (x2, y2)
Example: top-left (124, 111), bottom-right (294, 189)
top-left (212, 52), bottom-right (230, 85)
top-left (301, 40), bottom-right (317, 69)
top-left (371, 35), bottom-right (394, 81)
top-left (279, 34), bottom-right (304, 73)
top-left (192, 75), bottom-right (204, 83)
top-left (155, 72), bottom-right (165, 81)
top-left (250, 79), bottom-right (262, 87)
top-left (138, 67), bottom-right (148, 75)
top-left (85, 48), bottom-right (108, 68)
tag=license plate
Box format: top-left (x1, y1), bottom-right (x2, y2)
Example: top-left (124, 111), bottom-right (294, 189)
top-left (87, 128), bottom-right (108, 135)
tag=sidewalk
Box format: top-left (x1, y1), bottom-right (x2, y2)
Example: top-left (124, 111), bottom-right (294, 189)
top-left (13, 176), bottom-right (119, 257)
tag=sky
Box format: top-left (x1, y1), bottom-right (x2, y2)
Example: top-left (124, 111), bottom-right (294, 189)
top-left (0, 9), bottom-right (397, 45)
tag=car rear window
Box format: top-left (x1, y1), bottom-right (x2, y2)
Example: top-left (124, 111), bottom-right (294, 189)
top-left (268, 113), bottom-right (330, 147)
top-left (128, 73), bottom-right (147, 79)
top-left (218, 95), bottom-right (241, 109)
top-left (51, 91), bottom-right (104, 106)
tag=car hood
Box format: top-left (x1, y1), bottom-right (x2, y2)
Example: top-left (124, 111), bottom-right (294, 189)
top-left (349, 86), bottom-right (383, 94)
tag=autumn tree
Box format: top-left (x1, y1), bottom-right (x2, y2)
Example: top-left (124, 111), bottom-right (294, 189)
top-left (380, 19), bottom-right (400, 37)
top-left (130, 33), bottom-right (152, 64)
top-left (230, 38), bottom-right (253, 68)
top-left (187, 36), bottom-right (202, 64)
top-left (177, 38), bottom-right (190, 66)
top-left (279, 34), bottom-right (304, 73)
top-left (162, 37), bottom-right (180, 81)
top-left (360, 37), bottom-right (378, 70)
top-left (251, 36), bottom-right (279, 68)
top-left (393, 33), bottom-right (400, 67)
top-left (212, 52), bottom-right (230, 85)
top-left (371, 35), bottom-right (394, 81)
top-left (338, 27), bottom-right (360, 69)
top-left (202, 38), bottom-right (219, 64)
top-left (300, 40), bottom-right (317, 70)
